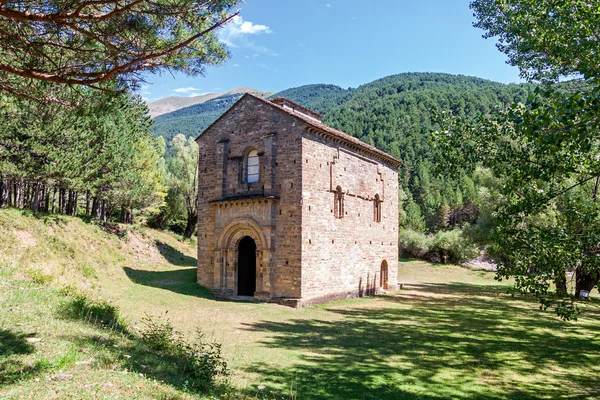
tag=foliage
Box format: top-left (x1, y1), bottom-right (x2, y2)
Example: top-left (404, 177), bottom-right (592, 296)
top-left (398, 229), bottom-right (431, 258)
top-left (270, 84), bottom-right (353, 115)
top-left (152, 72), bottom-right (537, 231)
top-left (431, 1), bottom-right (600, 319)
top-left (0, 91), bottom-right (165, 221)
top-left (471, 0), bottom-right (600, 81)
top-left (399, 228), bottom-right (478, 263)
top-left (0, 0), bottom-right (240, 101)
top-left (154, 134), bottom-right (199, 237)
top-left (140, 313), bottom-right (229, 393)
top-left (430, 229), bottom-right (480, 264)
top-left (59, 286), bottom-right (128, 333)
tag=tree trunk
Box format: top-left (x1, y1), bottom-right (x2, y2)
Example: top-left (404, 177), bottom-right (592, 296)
top-left (23, 181), bottom-right (30, 209)
top-left (0, 179), bottom-right (8, 208)
top-left (85, 191), bottom-right (91, 217)
top-left (71, 191), bottom-right (78, 216)
top-left (59, 188), bottom-right (67, 214)
top-left (554, 270), bottom-right (568, 297)
top-left (44, 186), bottom-right (50, 212)
top-left (30, 182), bottom-right (41, 212)
top-left (183, 211), bottom-right (197, 238)
top-left (575, 268), bottom-right (599, 298)
top-left (51, 187), bottom-right (57, 213)
top-left (100, 199), bottom-right (107, 222)
top-left (66, 190), bottom-right (73, 215)
top-left (14, 181), bottom-right (22, 208)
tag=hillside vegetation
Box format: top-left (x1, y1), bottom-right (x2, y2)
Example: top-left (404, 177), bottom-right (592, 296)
top-left (150, 89), bottom-right (273, 144)
top-left (2, 208), bottom-right (599, 399)
top-left (150, 72), bottom-right (536, 231)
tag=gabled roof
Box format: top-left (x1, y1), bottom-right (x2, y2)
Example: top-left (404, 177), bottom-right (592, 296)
top-left (197, 93), bottom-right (401, 168)
top-left (269, 97), bottom-right (324, 121)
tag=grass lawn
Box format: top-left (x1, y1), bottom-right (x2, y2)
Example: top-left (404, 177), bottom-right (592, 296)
top-left (1, 209), bottom-right (599, 399)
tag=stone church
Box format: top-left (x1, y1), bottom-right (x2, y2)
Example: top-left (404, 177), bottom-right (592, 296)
top-left (195, 93), bottom-right (400, 306)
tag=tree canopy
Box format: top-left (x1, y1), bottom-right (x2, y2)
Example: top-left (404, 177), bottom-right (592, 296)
top-left (471, 0), bottom-right (600, 81)
top-left (430, 0), bottom-right (600, 318)
top-left (0, 0), bottom-right (239, 101)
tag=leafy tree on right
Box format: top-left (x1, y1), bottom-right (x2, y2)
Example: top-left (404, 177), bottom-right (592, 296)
top-left (431, 0), bottom-right (600, 319)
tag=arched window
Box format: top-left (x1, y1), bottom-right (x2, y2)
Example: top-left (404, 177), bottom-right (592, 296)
top-left (334, 186), bottom-right (344, 219)
top-left (244, 149), bottom-right (259, 183)
top-left (374, 194), bottom-right (382, 222)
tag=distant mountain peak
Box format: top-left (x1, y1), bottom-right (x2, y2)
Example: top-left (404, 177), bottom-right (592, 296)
top-left (147, 88), bottom-right (273, 118)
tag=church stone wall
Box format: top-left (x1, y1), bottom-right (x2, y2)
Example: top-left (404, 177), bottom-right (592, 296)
top-left (300, 131), bottom-right (399, 304)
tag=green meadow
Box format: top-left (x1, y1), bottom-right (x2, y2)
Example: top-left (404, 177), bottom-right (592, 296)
top-left (1, 209), bottom-right (599, 399)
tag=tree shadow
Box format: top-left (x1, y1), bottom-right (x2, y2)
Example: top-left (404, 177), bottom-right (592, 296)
top-left (0, 329), bottom-right (35, 357)
top-left (240, 283), bottom-right (600, 400)
top-left (123, 266), bottom-right (215, 299)
top-left (0, 329), bottom-right (46, 384)
top-left (155, 241), bottom-right (196, 266)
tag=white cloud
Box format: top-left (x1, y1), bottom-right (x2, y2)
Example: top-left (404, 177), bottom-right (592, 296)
top-left (188, 92), bottom-right (210, 97)
top-left (326, 3), bottom-right (331, 7)
top-left (220, 16), bottom-right (276, 56)
top-left (225, 15), bottom-right (271, 38)
top-left (173, 87), bottom-right (202, 94)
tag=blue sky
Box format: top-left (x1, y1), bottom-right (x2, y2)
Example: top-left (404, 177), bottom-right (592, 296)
top-left (140, 0), bottom-right (521, 101)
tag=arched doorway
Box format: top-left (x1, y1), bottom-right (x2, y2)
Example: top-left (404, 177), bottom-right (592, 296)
top-left (237, 236), bottom-right (257, 296)
top-left (380, 260), bottom-right (389, 290)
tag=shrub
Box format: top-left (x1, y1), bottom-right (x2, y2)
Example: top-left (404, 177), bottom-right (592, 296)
top-left (399, 228), bottom-right (480, 263)
top-left (398, 229), bottom-right (432, 258)
top-left (59, 287), bottom-right (127, 333)
top-left (140, 314), bottom-right (229, 393)
top-left (431, 229), bottom-right (480, 264)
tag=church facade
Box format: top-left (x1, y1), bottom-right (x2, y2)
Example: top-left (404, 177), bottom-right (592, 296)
top-left (195, 93), bottom-right (400, 306)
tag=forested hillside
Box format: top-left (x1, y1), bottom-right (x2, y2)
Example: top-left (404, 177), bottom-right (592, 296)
top-left (323, 73), bottom-right (536, 230)
top-left (270, 84), bottom-right (353, 115)
top-left (150, 90), bottom-right (272, 144)
top-left (150, 72), bottom-right (536, 231)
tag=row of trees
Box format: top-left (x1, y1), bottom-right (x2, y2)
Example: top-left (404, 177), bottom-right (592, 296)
top-left (0, 0), bottom-right (239, 238)
top-left (0, 90), bottom-right (165, 223)
top-left (0, 87), bottom-right (201, 237)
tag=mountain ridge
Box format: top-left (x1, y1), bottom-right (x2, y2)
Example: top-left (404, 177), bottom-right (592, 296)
top-left (147, 87), bottom-right (274, 118)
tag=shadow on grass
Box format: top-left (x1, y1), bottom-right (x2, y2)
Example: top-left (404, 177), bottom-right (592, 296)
top-left (155, 241), bottom-right (196, 267)
top-left (0, 329), bottom-right (35, 357)
top-left (241, 283), bottom-right (600, 400)
top-left (123, 266), bottom-right (215, 299)
top-left (0, 329), bottom-right (46, 384)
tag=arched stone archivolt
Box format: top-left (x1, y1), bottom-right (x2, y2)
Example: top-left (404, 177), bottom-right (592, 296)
top-left (213, 217), bottom-right (273, 300)
top-left (217, 217), bottom-right (268, 250)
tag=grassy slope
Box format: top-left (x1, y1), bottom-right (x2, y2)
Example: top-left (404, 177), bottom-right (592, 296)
top-left (1, 209), bottom-right (600, 399)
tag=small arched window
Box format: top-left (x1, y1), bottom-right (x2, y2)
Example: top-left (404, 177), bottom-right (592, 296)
top-left (374, 194), bottom-right (382, 222)
top-left (244, 149), bottom-right (259, 183)
top-left (334, 186), bottom-right (344, 219)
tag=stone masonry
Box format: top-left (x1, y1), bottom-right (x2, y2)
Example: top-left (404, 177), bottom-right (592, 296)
top-left (196, 93), bottom-right (400, 306)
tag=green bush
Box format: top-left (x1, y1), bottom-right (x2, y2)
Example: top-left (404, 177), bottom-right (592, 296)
top-left (140, 314), bottom-right (229, 394)
top-left (399, 228), bottom-right (480, 263)
top-left (398, 229), bottom-right (432, 258)
top-left (431, 229), bottom-right (480, 263)
top-left (59, 287), bottom-right (127, 333)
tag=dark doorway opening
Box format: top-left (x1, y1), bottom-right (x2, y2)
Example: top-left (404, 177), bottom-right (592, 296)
top-left (237, 236), bottom-right (257, 296)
